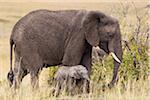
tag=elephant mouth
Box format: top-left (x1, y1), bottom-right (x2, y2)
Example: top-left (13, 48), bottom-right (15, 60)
top-left (99, 41), bottom-right (109, 53)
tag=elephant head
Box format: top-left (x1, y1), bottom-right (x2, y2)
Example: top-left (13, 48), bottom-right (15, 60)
top-left (82, 11), bottom-right (123, 87)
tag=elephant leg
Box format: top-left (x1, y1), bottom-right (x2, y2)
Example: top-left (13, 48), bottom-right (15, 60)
top-left (20, 69), bottom-right (28, 82)
top-left (13, 69), bottom-right (28, 89)
top-left (53, 81), bottom-right (61, 96)
top-left (80, 43), bottom-right (92, 75)
top-left (13, 57), bottom-right (28, 89)
top-left (82, 79), bottom-right (89, 93)
top-left (53, 77), bottom-right (65, 97)
top-left (80, 43), bottom-right (92, 93)
top-left (25, 52), bottom-right (43, 90)
top-left (30, 70), bottom-right (39, 90)
top-left (13, 67), bottom-right (20, 89)
top-left (67, 77), bottom-right (76, 95)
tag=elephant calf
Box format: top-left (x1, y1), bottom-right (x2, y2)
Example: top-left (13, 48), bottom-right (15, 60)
top-left (53, 65), bottom-right (90, 96)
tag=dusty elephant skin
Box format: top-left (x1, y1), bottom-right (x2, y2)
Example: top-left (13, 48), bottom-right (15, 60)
top-left (53, 65), bottom-right (89, 96)
top-left (7, 9), bottom-right (123, 89)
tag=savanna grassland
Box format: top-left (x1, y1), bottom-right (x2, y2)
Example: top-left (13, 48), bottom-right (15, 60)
top-left (0, 1), bottom-right (149, 100)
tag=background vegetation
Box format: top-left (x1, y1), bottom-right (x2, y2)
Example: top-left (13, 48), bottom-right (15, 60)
top-left (0, 1), bottom-right (149, 100)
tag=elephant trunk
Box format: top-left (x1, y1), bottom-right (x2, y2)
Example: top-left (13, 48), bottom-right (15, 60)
top-left (108, 29), bottom-right (123, 87)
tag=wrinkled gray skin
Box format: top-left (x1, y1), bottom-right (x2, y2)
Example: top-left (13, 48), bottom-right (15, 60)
top-left (7, 9), bottom-right (122, 89)
top-left (53, 65), bottom-right (89, 96)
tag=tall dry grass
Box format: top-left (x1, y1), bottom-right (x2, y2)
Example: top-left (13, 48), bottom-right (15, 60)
top-left (0, 2), bottom-right (149, 100)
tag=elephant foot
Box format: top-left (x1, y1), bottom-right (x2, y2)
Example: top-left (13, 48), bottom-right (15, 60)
top-left (52, 65), bottom-right (90, 96)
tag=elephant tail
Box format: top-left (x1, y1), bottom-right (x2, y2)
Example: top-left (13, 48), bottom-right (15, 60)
top-left (7, 38), bottom-right (15, 87)
top-left (10, 38), bottom-right (14, 71)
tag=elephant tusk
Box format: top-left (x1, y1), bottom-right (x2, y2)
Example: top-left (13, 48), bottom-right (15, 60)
top-left (110, 52), bottom-right (121, 63)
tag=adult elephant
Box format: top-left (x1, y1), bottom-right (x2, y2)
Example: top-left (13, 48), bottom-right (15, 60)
top-left (7, 9), bottom-right (122, 89)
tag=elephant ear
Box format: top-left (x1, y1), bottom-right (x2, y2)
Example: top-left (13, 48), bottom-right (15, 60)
top-left (82, 11), bottom-right (105, 46)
